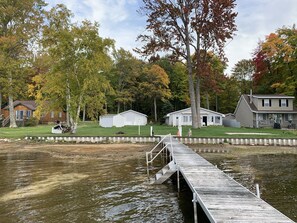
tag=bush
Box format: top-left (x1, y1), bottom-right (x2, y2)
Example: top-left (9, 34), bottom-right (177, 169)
top-left (25, 117), bottom-right (39, 127)
top-left (273, 123), bottom-right (281, 129)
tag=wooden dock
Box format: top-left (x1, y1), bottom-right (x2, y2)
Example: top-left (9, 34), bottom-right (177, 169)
top-left (147, 135), bottom-right (295, 223)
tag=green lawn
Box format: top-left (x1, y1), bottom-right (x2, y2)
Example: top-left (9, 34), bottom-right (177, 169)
top-left (0, 122), bottom-right (297, 139)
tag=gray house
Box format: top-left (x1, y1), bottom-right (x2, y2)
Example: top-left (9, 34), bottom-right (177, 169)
top-left (234, 94), bottom-right (297, 128)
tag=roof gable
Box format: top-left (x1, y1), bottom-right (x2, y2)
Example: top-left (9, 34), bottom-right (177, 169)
top-left (3, 100), bottom-right (37, 110)
top-left (166, 107), bottom-right (225, 117)
top-left (119, 109), bottom-right (147, 117)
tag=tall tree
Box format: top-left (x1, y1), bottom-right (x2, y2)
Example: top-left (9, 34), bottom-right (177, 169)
top-left (136, 0), bottom-right (237, 128)
top-left (231, 59), bottom-right (254, 94)
top-left (253, 26), bottom-right (297, 102)
top-left (139, 64), bottom-right (171, 122)
top-left (35, 4), bottom-right (114, 133)
top-left (110, 48), bottom-right (143, 113)
top-left (0, 0), bottom-right (46, 127)
top-left (156, 58), bottom-right (189, 110)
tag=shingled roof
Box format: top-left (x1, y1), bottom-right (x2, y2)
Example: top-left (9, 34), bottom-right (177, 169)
top-left (3, 100), bottom-right (37, 110)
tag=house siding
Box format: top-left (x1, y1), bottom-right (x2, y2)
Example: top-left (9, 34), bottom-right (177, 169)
top-left (235, 98), bottom-right (254, 127)
top-left (120, 111), bottom-right (147, 126)
top-left (235, 94), bottom-right (297, 128)
top-left (166, 108), bottom-right (224, 126)
top-left (1, 101), bottom-right (66, 126)
top-left (256, 98), bottom-right (294, 111)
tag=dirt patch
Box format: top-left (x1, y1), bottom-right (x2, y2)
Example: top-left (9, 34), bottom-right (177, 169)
top-left (0, 141), bottom-right (154, 161)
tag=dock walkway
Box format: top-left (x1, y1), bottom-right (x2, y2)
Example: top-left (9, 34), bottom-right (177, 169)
top-left (160, 136), bottom-right (294, 223)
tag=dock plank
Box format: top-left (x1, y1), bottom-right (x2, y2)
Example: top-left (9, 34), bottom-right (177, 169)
top-left (163, 137), bottom-right (294, 223)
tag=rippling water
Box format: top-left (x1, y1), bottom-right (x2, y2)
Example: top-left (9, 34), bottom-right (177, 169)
top-left (0, 146), bottom-right (296, 222)
top-left (0, 151), bottom-right (186, 223)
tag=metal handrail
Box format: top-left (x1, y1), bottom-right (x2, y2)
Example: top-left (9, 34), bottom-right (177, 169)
top-left (146, 134), bottom-right (171, 166)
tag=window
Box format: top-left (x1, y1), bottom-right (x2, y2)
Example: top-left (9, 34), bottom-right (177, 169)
top-left (183, 116), bottom-right (188, 123)
top-left (215, 116), bottom-right (221, 124)
top-left (27, 110), bottom-right (32, 118)
top-left (279, 99), bottom-right (288, 107)
top-left (16, 110), bottom-right (24, 120)
top-left (262, 99), bottom-right (271, 107)
top-left (58, 112), bottom-right (62, 118)
top-left (50, 111), bottom-right (55, 118)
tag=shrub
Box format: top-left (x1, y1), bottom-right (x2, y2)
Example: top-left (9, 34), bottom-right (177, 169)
top-left (25, 117), bottom-right (39, 127)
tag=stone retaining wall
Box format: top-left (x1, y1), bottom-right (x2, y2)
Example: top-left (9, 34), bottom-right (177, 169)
top-left (24, 136), bottom-right (297, 146)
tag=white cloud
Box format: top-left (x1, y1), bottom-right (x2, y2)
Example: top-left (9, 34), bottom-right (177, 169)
top-left (46, 0), bottom-right (297, 73)
top-left (46, 0), bottom-right (145, 53)
top-left (225, 0), bottom-right (297, 74)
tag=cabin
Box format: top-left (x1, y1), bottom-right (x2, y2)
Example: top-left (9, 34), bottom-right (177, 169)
top-left (234, 94), bottom-right (297, 128)
top-left (164, 107), bottom-right (224, 126)
top-left (99, 110), bottom-right (147, 127)
top-left (1, 100), bottom-right (66, 127)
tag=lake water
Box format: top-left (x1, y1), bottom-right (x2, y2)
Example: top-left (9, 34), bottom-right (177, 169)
top-left (0, 144), bottom-right (296, 222)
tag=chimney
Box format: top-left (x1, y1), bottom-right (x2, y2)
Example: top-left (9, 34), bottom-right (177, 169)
top-left (249, 89), bottom-right (253, 104)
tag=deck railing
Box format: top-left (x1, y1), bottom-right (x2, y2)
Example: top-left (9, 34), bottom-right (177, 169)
top-left (145, 134), bottom-right (173, 166)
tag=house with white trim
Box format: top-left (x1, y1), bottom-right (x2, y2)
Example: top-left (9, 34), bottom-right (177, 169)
top-left (164, 107), bottom-right (224, 126)
top-left (234, 94), bottom-right (297, 128)
top-left (99, 110), bottom-right (147, 127)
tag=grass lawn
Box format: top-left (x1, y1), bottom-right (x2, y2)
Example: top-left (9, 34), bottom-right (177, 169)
top-left (0, 122), bottom-right (297, 139)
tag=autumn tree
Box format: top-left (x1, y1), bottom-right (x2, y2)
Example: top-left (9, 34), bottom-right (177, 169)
top-left (231, 59), bottom-right (254, 94)
top-left (218, 76), bottom-right (241, 114)
top-left (33, 4), bottom-right (114, 133)
top-left (253, 26), bottom-right (297, 102)
top-left (139, 64), bottom-right (171, 122)
top-left (110, 48), bottom-right (143, 113)
top-left (156, 57), bottom-right (189, 111)
top-left (137, 0), bottom-right (237, 128)
top-left (0, 0), bottom-right (46, 127)
top-left (199, 52), bottom-right (226, 111)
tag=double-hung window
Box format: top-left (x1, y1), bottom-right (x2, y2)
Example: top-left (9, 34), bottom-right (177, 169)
top-left (279, 99), bottom-right (288, 107)
top-left (262, 99), bottom-right (271, 107)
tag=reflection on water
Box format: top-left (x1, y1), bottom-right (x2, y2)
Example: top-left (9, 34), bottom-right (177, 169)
top-left (0, 151), bottom-right (185, 223)
top-left (200, 152), bottom-right (297, 222)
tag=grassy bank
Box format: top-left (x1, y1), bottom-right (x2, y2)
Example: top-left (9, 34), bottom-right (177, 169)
top-left (0, 122), bottom-right (297, 139)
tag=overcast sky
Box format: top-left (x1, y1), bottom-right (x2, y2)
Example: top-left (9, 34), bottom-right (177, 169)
top-left (46, 0), bottom-right (297, 74)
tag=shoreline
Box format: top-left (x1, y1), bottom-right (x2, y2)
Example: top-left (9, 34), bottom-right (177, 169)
top-left (0, 141), bottom-right (154, 161)
top-left (1, 141), bottom-right (296, 161)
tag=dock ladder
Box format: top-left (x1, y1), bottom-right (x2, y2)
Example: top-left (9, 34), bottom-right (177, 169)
top-left (146, 134), bottom-right (178, 184)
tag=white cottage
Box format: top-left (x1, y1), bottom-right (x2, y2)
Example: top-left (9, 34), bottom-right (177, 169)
top-left (165, 107), bottom-right (224, 126)
top-left (99, 110), bottom-right (147, 127)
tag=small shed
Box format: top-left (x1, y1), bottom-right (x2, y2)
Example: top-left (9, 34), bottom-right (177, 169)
top-left (99, 114), bottom-right (114, 128)
top-left (99, 110), bottom-right (147, 127)
top-left (120, 110), bottom-right (147, 126)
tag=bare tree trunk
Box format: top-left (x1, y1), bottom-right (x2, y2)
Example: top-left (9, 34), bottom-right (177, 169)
top-left (195, 78), bottom-right (201, 128)
top-left (8, 95), bottom-right (17, 128)
top-left (66, 78), bottom-right (71, 126)
top-left (71, 94), bottom-right (82, 134)
top-left (184, 20), bottom-right (198, 128)
top-left (82, 105), bottom-right (86, 122)
top-left (117, 102), bottom-right (120, 114)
